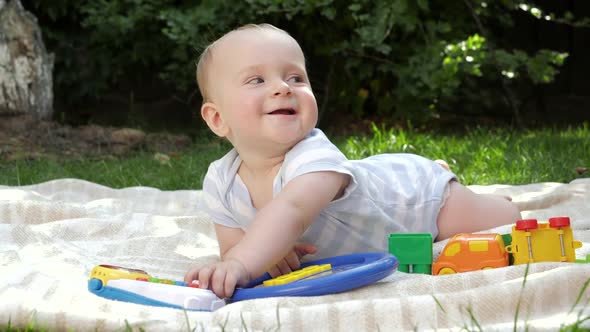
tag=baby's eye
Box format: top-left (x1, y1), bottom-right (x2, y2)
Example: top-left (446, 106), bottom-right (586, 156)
top-left (287, 75), bottom-right (304, 83)
top-left (246, 77), bottom-right (264, 84)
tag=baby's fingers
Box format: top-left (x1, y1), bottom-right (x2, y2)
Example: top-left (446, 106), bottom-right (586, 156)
top-left (197, 265), bottom-right (215, 290)
top-left (224, 270), bottom-right (240, 298)
top-left (294, 243), bottom-right (317, 258)
top-left (283, 252), bottom-right (300, 272)
top-left (211, 267), bottom-right (229, 298)
top-left (277, 258), bottom-right (294, 275)
top-left (267, 265), bottom-right (281, 278)
top-left (184, 266), bottom-right (200, 284)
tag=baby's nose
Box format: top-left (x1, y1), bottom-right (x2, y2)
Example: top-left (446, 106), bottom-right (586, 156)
top-left (273, 81), bottom-right (292, 96)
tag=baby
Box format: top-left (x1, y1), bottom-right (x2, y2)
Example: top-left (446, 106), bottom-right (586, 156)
top-left (185, 23), bottom-right (521, 298)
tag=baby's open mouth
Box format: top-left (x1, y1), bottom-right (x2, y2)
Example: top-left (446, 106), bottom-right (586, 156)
top-left (269, 108), bottom-right (296, 115)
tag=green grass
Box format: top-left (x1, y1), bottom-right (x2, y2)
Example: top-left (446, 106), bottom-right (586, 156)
top-left (342, 123), bottom-right (590, 185)
top-left (2, 124), bottom-right (588, 189)
top-left (0, 140), bottom-right (230, 190)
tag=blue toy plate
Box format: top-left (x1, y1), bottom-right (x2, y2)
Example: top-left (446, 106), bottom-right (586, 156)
top-left (230, 252), bottom-right (398, 302)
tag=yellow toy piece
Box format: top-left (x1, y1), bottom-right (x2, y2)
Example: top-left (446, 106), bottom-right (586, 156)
top-left (263, 264), bottom-right (332, 286)
top-left (506, 217), bottom-right (583, 265)
top-left (89, 264), bottom-right (151, 286)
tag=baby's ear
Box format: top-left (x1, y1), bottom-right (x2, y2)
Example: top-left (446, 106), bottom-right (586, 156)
top-left (201, 102), bottom-right (229, 137)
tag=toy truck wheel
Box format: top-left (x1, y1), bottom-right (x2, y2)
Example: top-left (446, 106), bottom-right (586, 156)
top-left (516, 219), bottom-right (538, 230)
top-left (549, 216), bottom-right (570, 228)
top-left (438, 268), bottom-right (456, 275)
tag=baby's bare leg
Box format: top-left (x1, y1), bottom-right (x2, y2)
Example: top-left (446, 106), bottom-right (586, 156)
top-left (435, 181), bottom-right (521, 241)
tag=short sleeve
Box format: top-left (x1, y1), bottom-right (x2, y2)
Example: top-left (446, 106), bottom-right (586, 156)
top-left (201, 158), bottom-right (242, 228)
top-left (279, 129), bottom-right (358, 200)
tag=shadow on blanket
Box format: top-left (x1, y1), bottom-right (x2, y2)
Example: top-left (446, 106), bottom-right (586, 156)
top-left (1, 178), bottom-right (589, 331)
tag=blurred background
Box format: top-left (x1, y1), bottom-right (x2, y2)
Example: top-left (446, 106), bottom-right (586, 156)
top-left (1, 0), bottom-right (589, 188)
top-left (17, 0), bottom-right (590, 136)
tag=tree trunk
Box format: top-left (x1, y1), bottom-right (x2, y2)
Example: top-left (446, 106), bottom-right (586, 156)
top-left (0, 0), bottom-right (53, 120)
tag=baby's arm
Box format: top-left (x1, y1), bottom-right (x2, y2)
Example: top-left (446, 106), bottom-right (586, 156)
top-left (194, 171), bottom-right (349, 297)
top-left (184, 225), bottom-right (316, 282)
top-left (215, 224), bottom-right (245, 257)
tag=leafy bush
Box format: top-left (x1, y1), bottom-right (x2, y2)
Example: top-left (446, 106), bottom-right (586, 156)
top-left (23, 0), bottom-right (586, 127)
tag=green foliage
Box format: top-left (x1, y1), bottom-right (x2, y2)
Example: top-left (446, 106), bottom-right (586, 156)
top-left (23, 0), bottom-right (588, 125)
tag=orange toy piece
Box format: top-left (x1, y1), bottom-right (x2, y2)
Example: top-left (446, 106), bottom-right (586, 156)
top-left (433, 233), bottom-right (509, 275)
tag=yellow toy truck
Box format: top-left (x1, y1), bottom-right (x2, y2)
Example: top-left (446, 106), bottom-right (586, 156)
top-left (505, 217), bottom-right (583, 265)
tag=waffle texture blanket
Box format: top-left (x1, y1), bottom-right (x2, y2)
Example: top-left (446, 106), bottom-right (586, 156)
top-left (1, 178), bottom-right (589, 331)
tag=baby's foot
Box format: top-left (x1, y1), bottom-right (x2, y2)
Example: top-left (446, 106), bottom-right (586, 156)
top-left (434, 159), bottom-right (450, 171)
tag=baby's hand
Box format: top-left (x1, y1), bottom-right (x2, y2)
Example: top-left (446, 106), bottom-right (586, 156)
top-left (184, 258), bottom-right (250, 298)
top-left (267, 242), bottom-right (317, 278)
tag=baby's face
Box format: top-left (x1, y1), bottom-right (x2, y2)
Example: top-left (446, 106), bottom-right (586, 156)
top-left (207, 28), bottom-right (318, 155)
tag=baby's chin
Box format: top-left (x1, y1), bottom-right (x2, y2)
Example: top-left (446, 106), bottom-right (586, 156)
top-left (249, 135), bottom-right (305, 155)
top-left (272, 128), bottom-right (312, 145)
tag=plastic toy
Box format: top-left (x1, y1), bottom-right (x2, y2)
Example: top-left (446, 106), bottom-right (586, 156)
top-left (88, 252), bottom-right (398, 309)
top-left (505, 217), bottom-right (583, 265)
top-left (432, 233), bottom-right (509, 275)
top-left (263, 263), bottom-right (332, 286)
top-left (389, 216), bottom-right (583, 276)
top-left (388, 233), bottom-right (432, 274)
top-left (230, 252), bottom-right (398, 302)
top-left (88, 264), bottom-right (225, 311)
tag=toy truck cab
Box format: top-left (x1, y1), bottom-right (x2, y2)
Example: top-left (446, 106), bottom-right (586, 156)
top-left (433, 233), bottom-right (509, 275)
top-left (506, 217), bottom-right (583, 265)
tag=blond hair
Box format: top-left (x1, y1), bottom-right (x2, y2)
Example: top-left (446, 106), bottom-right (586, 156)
top-left (195, 24), bottom-right (293, 102)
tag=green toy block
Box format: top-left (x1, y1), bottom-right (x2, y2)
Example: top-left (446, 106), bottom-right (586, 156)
top-left (388, 233), bottom-right (433, 274)
top-left (501, 233), bottom-right (512, 247)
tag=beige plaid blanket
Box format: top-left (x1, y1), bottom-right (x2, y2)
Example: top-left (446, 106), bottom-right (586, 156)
top-left (1, 178), bottom-right (589, 331)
